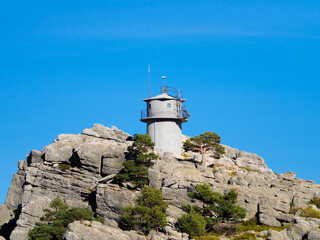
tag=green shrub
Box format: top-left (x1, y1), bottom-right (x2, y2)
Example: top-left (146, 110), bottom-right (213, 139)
top-left (28, 197), bottom-right (103, 240)
top-left (95, 216), bottom-right (105, 224)
top-left (189, 184), bottom-right (246, 223)
top-left (233, 233), bottom-right (256, 240)
top-left (289, 205), bottom-right (320, 219)
top-left (113, 160), bottom-right (148, 188)
top-left (310, 197), bottom-right (320, 209)
top-left (238, 166), bottom-right (261, 174)
top-left (236, 224), bottom-right (291, 232)
top-left (300, 206), bottom-right (320, 219)
top-left (119, 186), bottom-right (168, 234)
top-left (241, 217), bottom-right (258, 226)
top-left (289, 205), bottom-right (299, 214)
top-left (237, 217), bottom-right (291, 232)
top-left (193, 234), bottom-right (220, 240)
top-left (179, 184), bottom-right (246, 237)
top-left (177, 212), bottom-right (206, 238)
top-left (113, 134), bottom-right (158, 188)
top-left (59, 162), bottom-right (71, 171)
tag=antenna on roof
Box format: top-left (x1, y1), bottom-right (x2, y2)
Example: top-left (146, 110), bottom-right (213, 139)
top-left (162, 76), bottom-right (167, 92)
top-left (148, 64), bottom-right (151, 97)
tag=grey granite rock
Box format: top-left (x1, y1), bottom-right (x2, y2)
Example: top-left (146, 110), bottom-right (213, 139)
top-left (308, 229), bottom-right (320, 240)
top-left (5, 168), bottom-right (25, 211)
top-left (82, 124), bottom-right (131, 142)
top-left (286, 224), bottom-right (309, 240)
top-left (101, 151), bottom-right (125, 176)
top-left (4, 124), bottom-right (320, 240)
top-left (26, 149), bottom-right (43, 166)
top-left (95, 185), bottom-right (138, 226)
top-left (266, 229), bottom-right (290, 240)
top-left (63, 221), bottom-right (145, 240)
top-left (0, 205), bottom-right (13, 227)
top-left (42, 141), bottom-right (73, 163)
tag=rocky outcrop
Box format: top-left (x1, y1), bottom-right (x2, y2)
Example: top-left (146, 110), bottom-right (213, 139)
top-left (2, 124), bottom-right (320, 240)
top-left (5, 162), bottom-right (25, 212)
top-left (63, 221), bottom-right (145, 240)
top-left (63, 221), bottom-right (188, 240)
top-left (82, 124), bottom-right (131, 142)
top-left (5, 124), bottom-right (131, 240)
top-left (0, 206), bottom-right (12, 228)
top-left (96, 184), bottom-right (138, 227)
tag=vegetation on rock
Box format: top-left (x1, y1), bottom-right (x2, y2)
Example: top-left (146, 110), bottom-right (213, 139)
top-left (58, 162), bottom-right (71, 171)
top-left (28, 197), bottom-right (104, 240)
top-left (310, 196), bottom-right (320, 209)
top-left (177, 211), bottom-right (207, 238)
top-left (193, 235), bottom-right (220, 240)
top-left (183, 131), bottom-right (225, 166)
top-left (289, 205), bottom-right (320, 219)
top-left (177, 184), bottom-right (246, 237)
top-left (236, 217), bottom-right (291, 232)
top-left (119, 186), bottom-right (168, 234)
top-left (113, 134), bottom-right (158, 188)
top-left (233, 233), bottom-right (256, 240)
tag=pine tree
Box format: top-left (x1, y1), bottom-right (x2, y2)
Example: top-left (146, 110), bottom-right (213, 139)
top-left (183, 131), bottom-right (225, 166)
top-left (119, 186), bottom-right (168, 234)
top-left (113, 134), bottom-right (158, 188)
top-left (28, 197), bottom-right (104, 240)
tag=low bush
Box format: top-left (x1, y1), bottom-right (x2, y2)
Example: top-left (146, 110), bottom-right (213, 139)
top-left (238, 166), bottom-right (261, 174)
top-left (310, 197), bottom-right (320, 209)
top-left (289, 205), bottom-right (320, 219)
top-left (236, 223), bottom-right (291, 232)
top-left (177, 212), bottom-right (207, 238)
top-left (187, 184), bottom-right (246, 223)
top-left (28, 197), bottom-right (104, 240)
top-left (119, 186), bottom-right (168, 234)
top-left (193, 235), bottom-right (220, 240)
top-left (236, 217), bottom-right (291, 232)
top-left (233, 233), bottom-right (256, 240)
top-left (241, 216), bottom-right (258, 226)
top-left (59, 162), bottom-right (71, 171)
top-left (300, 206), bottom-right (320, 219)
top-left (178, 184), bottom-right (246, 237)
top-left (289, 205), bottom-right (299, 214)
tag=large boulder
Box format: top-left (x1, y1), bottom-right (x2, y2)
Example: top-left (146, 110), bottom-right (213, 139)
top-left (42, 142), bottom-right (73, 163)
top-left (82, 124), bottom-right (131, 142)
top-left (0, 204), bottom-right (13, 228)
top-left (74, 142), bottom-right (108, 175)
top-left (63, 221), bottom-right (145, 240)
top-left (95, 185), bottom-right (138, 227)
top-left (308, 229), bottom-right (320, 240)
top-left (5, 168), bottom-right (25, 211)
top-left (285, 224), bottom-right (310, 240)
top-left (101, 151), bottom-right (125, 176)
top-left (26, 150), bottom-right (43, 166)
top-left (234, 151), bottom-right (275, 176)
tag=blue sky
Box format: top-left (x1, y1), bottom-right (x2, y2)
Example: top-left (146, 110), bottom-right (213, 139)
top-left (0, 0), bottom-right (319, 203)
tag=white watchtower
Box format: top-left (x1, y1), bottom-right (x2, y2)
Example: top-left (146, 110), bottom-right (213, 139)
top-left (140, 78), bottom-right (190, 155)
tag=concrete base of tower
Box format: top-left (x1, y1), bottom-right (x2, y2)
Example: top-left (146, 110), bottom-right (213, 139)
top-left (147, 120), bottom-right (182, 155)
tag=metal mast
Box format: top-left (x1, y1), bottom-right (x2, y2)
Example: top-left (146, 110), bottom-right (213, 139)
top-left (148, 64), bottom-right (151, 97)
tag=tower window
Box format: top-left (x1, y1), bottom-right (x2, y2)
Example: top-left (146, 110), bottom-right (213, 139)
top-left (167, 103), bottom-right (172, 108)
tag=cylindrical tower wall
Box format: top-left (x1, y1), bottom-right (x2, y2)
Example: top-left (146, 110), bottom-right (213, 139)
top-left (147, 120), bottom-right (182, 155)
top-left (147, 99), bottom-right (181, 118)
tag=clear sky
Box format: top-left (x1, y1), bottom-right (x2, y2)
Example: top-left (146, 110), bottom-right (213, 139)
top-left (0, 0), bottom-right (319, 203)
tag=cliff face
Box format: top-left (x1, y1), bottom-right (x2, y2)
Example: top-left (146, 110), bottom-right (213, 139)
top-left (2, 124), bottom-right (320, 240)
